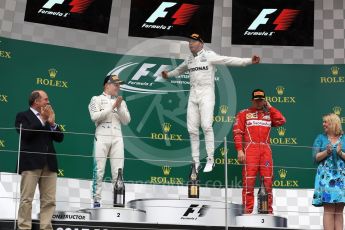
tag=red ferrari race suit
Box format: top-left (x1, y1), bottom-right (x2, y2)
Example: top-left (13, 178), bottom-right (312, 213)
top-left (233, 106), bottom-right (286, 214)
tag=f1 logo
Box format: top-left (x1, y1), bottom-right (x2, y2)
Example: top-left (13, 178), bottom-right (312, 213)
top-left (248, 9), bottom-right (300, 31)
top-left (146, 2), bottom-right (177, 23)
top-left (43, 0), bottom-right (64, 9)
top-left (146, 2), bottom-right (199, 26)
top-left (42, 0), bottom-right (93, 13)
top-left (183, 204), bottom-right (209, 217)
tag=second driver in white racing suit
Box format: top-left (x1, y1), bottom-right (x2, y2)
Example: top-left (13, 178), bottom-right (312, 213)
top-left (88, 75), bottom-right (131, 208)
top-left (162, 33), bottom-right (260, 172)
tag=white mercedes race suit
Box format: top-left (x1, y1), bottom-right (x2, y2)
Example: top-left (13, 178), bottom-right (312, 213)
top-left (88, 93), bottom-right (131, 202)
top-left (167, 49), bottom-right (251, 164)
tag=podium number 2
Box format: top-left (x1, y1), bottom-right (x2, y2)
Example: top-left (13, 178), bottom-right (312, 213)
top-left (117, 213), bottom-right (120, 217)
top-left (261, 219), bottom-right (264, 223)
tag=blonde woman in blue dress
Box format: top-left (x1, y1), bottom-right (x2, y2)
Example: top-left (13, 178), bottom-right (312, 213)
top-left (312, 113), bottom-right (345, 230)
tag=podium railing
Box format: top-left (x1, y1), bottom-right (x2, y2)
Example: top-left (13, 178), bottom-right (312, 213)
top-left (0, 126), bottom-right (334, 230)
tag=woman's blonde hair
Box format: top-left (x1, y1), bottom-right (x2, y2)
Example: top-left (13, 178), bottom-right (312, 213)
top-left (323, 113), bottom-right (343, 136)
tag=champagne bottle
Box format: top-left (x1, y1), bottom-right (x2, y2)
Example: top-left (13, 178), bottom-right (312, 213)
top-left (113, 168), bottom-right (125, 207)
top-left (257, 176), bottom-right (268, 214)
top-left (188, 161), bottom-right (199, 198)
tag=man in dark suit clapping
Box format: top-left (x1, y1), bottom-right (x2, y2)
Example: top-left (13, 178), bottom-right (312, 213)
top-left (15, 90), bottom-right (64, 230)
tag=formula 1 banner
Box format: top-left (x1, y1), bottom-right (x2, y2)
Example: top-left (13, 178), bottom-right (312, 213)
top-left (0, 36), bottom-right (344, 189)
top-left (128, 0), bottom-right (214, 42)
top-left (232, 0), bottom-right (314, 46)
top-left (24, 0), bottom-right (113, 33)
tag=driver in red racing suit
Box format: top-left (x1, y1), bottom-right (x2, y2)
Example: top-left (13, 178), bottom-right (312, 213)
top-left (233, 89), bottom-right (286, 214)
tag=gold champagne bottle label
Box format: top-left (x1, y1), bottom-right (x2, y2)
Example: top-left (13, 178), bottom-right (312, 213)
top-left (191, 186), bottom-right (198, 196)
top-left (263, 201), bottom-right (268, 211)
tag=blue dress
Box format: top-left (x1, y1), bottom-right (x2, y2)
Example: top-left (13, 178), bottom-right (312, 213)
top-left (312, 134), bottom-right (345, 207)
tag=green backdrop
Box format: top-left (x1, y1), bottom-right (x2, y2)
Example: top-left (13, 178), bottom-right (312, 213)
top-left (1, 36), bottom-right (344, 189)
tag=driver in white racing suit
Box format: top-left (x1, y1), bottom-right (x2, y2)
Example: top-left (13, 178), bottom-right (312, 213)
top-left (88, 75), bottom-right (131, 208)
top-left (162, 33), bottom-right (260, 172)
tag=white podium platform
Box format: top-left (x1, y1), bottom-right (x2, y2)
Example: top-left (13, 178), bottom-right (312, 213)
top-left (79, 207), bottom-right (146, 222)
top-left (128, 198), bottom-right (243, 226)
top-left (236, 214), bottom-right (287, 228)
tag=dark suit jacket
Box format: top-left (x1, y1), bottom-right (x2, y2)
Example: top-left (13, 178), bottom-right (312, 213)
top-left (15, 109), bottom-right (64, 174)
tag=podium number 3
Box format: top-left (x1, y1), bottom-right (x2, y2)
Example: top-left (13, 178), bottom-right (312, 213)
top-left (261, 219), bottom-right (264, 223)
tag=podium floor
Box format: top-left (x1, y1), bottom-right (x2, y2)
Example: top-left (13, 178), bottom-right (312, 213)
top-left (0, 219), bottom-right (300, 230)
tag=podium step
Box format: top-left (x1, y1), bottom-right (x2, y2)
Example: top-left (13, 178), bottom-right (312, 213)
top-left (80, 207), bottom-right (146, 222)
top-left (236, 214), bottom-right (288, 228)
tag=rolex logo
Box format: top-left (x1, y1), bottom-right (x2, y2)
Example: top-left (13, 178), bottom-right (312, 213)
top-left (0, 94), bottom-right (8, 103)
top-left (58, 169), bottom-right (64, 177)
top-left (278, 169), bottom-right (287, 179)
top-left (162, 165), bottom-right (172, 176)
top-left (59, 124), bottom-right (66, 132)
top-left (220, 147), bottom-right (228, 156)
top-left (271, 127), bottom-right (297, 145)
top-left (331, 66), bottom-right (340, 76)
top-left (277, 127), bottom-right (286, 136)
top-left (162, 123), bottom-right (172, 133)
top-left (276, 86), bottom-right (285, 95)
top-left (151, 166), bottom-right (183, 185)
top-left (36, 68), bottom-right (68, 88)
top-left (0, 139), bottom-right (5, 148)
top-left (48, 68), bottom-right (58, 78)
top-left (333, 106), bottom-right (342, 116)
top-left (0, 41), bottom-right (12, 59)
top-left (220, 105), bottom-right (228, 115)
top-left (266, 86), bottom-right (295, 104)
top-left (151, 123), bottom-right (182, 141)
top-left (214, 105), bottom-right (234, 123)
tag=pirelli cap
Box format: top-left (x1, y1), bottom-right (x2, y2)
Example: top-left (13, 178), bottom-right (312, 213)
top-left (252, 89), bottom-right (266, 100)
top-left (103, 75), bottom-right (124, 86)
top-left (189, 33), bottom-right (204, 43)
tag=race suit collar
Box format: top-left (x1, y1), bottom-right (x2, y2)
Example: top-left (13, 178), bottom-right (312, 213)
top-left (102, 92), bottom-right (116, 99)
top-left (192, 49), bottom-right (205, 57)
top-left (249, 106), bottom-right (264, 112)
